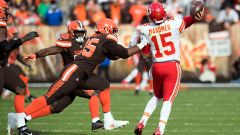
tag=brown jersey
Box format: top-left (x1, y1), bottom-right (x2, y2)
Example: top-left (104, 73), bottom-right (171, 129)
top-left (74, 33), bottom-right (130, 75)
top-left (55, 37), bottom-right (84, 66)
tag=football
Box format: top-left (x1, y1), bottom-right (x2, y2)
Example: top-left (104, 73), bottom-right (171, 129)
top-left (190, 0), bottom-right (204, 19)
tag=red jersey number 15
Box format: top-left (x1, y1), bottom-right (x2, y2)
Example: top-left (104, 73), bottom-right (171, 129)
top-left (151, 32), bottom-right (175, 58)
top-left (82, 38), bottom-right (99, 57)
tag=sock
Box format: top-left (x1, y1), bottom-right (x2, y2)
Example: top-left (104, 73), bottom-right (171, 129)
top-left (135, 73), bottom-right (142, 89)
top-left (139, 96), bottom-right (159, 126)
top-left (16, 113), bottom-right (27, 128)
top-left (124, 68), bottom-right (139, 82)
top-left (99, 88), bottom-right (110, 113)
top-left (149, 80), bottom-right (153, 92)
top-left (92, 117), bottom-right (100, 123)
top-left (89, 96), bottom-right (100, 121)
top-left (24, 96), bottom-right (47, 115)
top-left (140, 71), bottom-right (149, 90)
top-left (14, 95), bottom-right (25, 113)
top-left (158, 101), bottom-right (172, 134)
top-left (30, 105), bottom-right (51, 119)
top-left (104, 112), bottom-right (113, 121)
top-left (19, 75), bottom-right (31, 97)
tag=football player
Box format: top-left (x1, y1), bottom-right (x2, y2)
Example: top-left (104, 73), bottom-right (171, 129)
top-left (0, 0), bottom-right (38, 134)
top-left (134, 2), bottom-right (204, 135)
top-left (22, 20), bottom-right (128, 131)
top-left (2, 27), bottom-right (36, 102)
top-left (15, 18), bottom-right (147, 135)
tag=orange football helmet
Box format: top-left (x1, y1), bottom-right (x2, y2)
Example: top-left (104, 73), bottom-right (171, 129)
top-left (0, 0), bottom-right (9, 21)
top-left (96, 18), bottom-right (118, 34)
top-left (67, 20), bottom-right (86, 43)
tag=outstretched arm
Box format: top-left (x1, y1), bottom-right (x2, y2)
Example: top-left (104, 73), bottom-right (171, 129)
top-left (0, 31), bottom-right (39, 52)
top-left (25, 46), bottom-right (65, 60)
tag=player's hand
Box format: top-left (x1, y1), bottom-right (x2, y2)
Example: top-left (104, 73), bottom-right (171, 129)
top-left (194, 7), bottom-right (204, 21)
top-left (24, 53), bottom-right (37, 61)
top-left (21, 31), bottom-right (39, 43)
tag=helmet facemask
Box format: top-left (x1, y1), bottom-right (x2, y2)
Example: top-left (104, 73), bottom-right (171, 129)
top-left (72, 30), bottom-right (86, 43)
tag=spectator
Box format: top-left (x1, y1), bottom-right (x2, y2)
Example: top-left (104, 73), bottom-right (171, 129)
top-left (129, 1), bottom-right (146, 26)
top-left (37, 0), bottom-right (49, 19)
top-left (120, 0), bottom-right (132, 24)
top-left (45, 0), bottom-right (63, 26)
top-left (110, 1), bottom-right (121, 24)
top-left (205, 0), bottom-right (223, 18)
top-left (166, 0), bottom-right (184, 18)
top-left (98, 58), bottom-right (111, 81)
top-left (217, 3), bottom-right (239, 29)
top-left (199, 58), bottom-right (216, 83)
top-left (14, 2), bottom-right (30, 25)
top-left (235, 0), bottom-right (240, 17)
top-left (205, 10), bottom-right (223, 32)
top-left (88, 4), bottom-right (106, 27)
top-left (97, 0), bottom-right (112, 18)
top-left (72, 0), bottom-right (88, 25)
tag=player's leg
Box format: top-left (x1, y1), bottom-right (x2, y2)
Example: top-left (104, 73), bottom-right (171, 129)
top-left (4, 67), bottom-right (27, 113)
top-left (16, 64), bottom-right (82, 134)
top-left (0, 67), bottom-right (4, 98)
top-left (135, 58), bottom-right (144, 95)
top-left (83, 74), bottom-right (129, 130)
top-left (134, 63), bottom-right (163, 135)
top-left (139, 71), bottom-right (149, 91)
top-left (10, 64), bottom-right (36, 102)
top-left (153, 62), bottom-right (181, 135)
top-left (122, 68), bottom-right (139, 85)
top-left (74, 89), bottom-right (103, 131)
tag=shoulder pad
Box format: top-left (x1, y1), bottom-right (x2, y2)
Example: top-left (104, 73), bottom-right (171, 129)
top-left (106, 34), bottom-right (118, 42)
top-left (56, 38), bottom-right (72, 48)
top-left (59, 33), bottom-right (71, 39)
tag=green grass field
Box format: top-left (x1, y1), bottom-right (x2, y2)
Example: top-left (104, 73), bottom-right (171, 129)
top-left (0, 88), bottom-right (240, 135)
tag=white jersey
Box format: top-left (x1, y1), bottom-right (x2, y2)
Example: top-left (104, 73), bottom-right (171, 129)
top-left (138, 17), bottom-right (186, 63)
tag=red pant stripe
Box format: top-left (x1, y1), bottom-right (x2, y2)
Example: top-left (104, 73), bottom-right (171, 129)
top-left (61, 64), bottom-right (78, 81)
top-left (170, 63), bottom-right (181, 103)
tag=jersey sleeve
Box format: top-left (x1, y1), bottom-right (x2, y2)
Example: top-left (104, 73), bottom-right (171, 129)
top-left (56, 38), bottom-right (72, 48)
top-left (102, 39), bottom-right (129, 59)
top-left (172, 17), bottom-right (186, 33)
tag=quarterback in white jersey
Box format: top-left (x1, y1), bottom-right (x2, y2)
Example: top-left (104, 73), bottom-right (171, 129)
top-left (134, 2), bottom-right (204, 135)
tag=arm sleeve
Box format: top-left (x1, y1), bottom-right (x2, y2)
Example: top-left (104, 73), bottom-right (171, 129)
top-left (183, 16), bottom-right (195, 29)
top-left (142, 44), bottom-right (150, 55)
top-left (35, 46), bottom-right (65, 58)
top-left (102, 40), bottom-right (130, 59)
top-left (0, 39), bottom-right (23, 52)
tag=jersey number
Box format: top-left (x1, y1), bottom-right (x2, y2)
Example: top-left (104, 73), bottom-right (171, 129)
top-left (151, 32), bottom-right (175, 58)
top-left (82, 38), bottom-right (99, 57)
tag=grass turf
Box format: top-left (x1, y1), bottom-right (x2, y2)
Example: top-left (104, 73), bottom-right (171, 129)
top-left (0, 88), bottom-right (240, 135)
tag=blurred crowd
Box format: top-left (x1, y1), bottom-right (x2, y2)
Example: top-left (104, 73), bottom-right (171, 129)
top-left (4, 0), bottom-right (240, 29)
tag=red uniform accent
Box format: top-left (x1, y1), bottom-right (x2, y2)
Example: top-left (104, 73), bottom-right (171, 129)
top-left (99, 88), bottom-right (111, 113)
top-left (183, 16), bottom-right (195, 29)
top-left (31, 105), bottom-right (51, 119)
top-left (24, 96), bottom-right (47, 115)
top-left (152, 61), bottom-right (181, 103)
top-left (89, 96), bottom-right (100, 119)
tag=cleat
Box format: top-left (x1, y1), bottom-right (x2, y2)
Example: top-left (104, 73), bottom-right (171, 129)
top-left (18, 126), bottom-right (40, 135)
top-left (152, 127), bottom-right (164, 135)
top-left (8, 113), bottom-right (17, 135)
top-left (92, 120), bottom-right (104, 132)
top-left (134, 122), bottom-right (144, 135)
top-left (104, 119), bottom-right (129, 131)
top-left (134, 90), bottom-right (140, 95)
